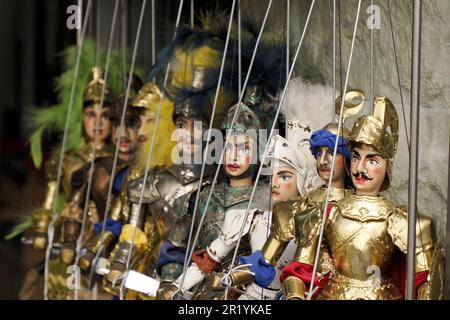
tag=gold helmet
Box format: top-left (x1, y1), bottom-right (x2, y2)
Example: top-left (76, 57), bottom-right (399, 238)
top-left (330, 88), bottom-right (365, 136)
top-left (83, 67), bottom-right (113, 106)
top-left (348, 96), bottom-right (399, 190)
top-left (131, 81), bottom-right (163, 110)
top-left (167, 42), bottom-right (235, 127)
top-left (131, 81), bottom-right (176, 170)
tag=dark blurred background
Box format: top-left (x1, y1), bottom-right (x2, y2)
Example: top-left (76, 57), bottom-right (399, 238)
top-left (0, 0), bottom-right (232, 299)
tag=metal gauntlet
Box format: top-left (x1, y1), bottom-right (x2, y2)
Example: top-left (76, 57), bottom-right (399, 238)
top-left (105, 240), bottom-right (135, 284)
top-left (281, 276), bottom-right (306, 300)
top-left (261, 234), bottom-right (287, 266)
top-left (230, 267), bottom-right (255, 286)
top-left (79, 231), bottom-right (116, 273)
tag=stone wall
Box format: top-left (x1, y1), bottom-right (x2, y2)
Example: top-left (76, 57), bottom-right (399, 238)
top-left (243, 0), bottom-right (450, 241)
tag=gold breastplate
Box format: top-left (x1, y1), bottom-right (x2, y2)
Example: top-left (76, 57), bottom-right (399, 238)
top-left (322, 195), bottom-right (402, 300)
top-left (62, 142), bottom-right (112, 195)
top-left (326, 195), bottom-right (398, 279)
top-left (327, 213), bottom-right (397, 279)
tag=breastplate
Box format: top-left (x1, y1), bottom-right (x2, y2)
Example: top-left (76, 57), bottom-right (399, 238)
top-left (128, 164), bottom-right (215, 241)
top-left (326, 195), bottom-right (399, 279)
top-left (150, 171), bottom-right (202, 240)
top-left (326, 213), bottom-right (397, 280)
top-left (322, 195), bottom-right (402, 300)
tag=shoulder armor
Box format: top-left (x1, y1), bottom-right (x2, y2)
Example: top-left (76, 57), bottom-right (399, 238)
top-left (294, 204), bottom-right (326, 247)
top-left (250, 182), bottom-right (272, 212)
top-left (127, 171), bottom-right (161, 204)
top-left (387, 207), bottom-right (435, 254)
top-left (61, 150), bottom-right (87, 194)
top-left (307, 187), bottom-right (327, 206)
top-left (166, 164), bottom-right (215, 185)
top-left (271, 200), bottom-right (298, 242)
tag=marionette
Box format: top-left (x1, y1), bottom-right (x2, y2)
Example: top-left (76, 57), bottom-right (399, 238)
top-left (41, 94), bottom-right (141, 301)
top-left (155, 103), bottom-right (271, 300)
top-left (227, 90), bottom-right (363, 298)
top-left (89, 82), bottom-right (176, 291)
top-left (27, 67), bottom-right (114, 253)
top-left (55, 67), bottom-right (118, 265)
top-left (58, 94), bottom-right (142, 267)
top-left (280, 96), bottom-right (438, 300)
top-left (20, 38), bottom-right (133, 252)
top-left (11, 38), bottom-right (132, 299)
top-left (221, 128), bottom-right (318, 300)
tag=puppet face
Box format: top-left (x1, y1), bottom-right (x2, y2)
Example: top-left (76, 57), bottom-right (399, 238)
top-left (316, 146), bottom-right (346, 187)
top-left (83, 103), bottom-right (112, 143)
top-left (350, 144), bottom-right (387, 196)
top-left (137, 109), bottom-right (155, 148)
top-left (173, 116), bottom-right (207, 158)
top-left (223, 134), bottom-right (256, 178)
top-left (271, 164), bottom-right (299, 203)
top-left (112, 118), bottom-right (139, 161)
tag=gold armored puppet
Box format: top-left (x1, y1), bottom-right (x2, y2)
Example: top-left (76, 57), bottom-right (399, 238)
top-left (56, 68), bottom-right (121, 266)
top-left (59, 93), bottom-right (143, 269)
top-left (30, 67), bottom-right (114, 252)
top-left (228, 90), bottom-right (364, 295)
top-left (280, 96), bottom-right (438, 300)
top-left (101, 82), bottom-right (179, 296)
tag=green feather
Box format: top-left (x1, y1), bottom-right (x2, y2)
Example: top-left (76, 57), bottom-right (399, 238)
top-left (30, 128), bottom-right (43, 168)
top-left (26, 38), bottom-right (131, 168)
top-left (4, 214), bottom-right (33, 240)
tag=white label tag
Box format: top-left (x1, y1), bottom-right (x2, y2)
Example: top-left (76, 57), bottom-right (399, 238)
top-left (124, 270), bottom-right (160, 297)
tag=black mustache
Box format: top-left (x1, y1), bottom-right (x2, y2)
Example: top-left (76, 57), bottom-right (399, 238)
top-left (352, 171), bottom-right (374, 181)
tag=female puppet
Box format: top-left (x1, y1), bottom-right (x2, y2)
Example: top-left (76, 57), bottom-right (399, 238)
top-left (156, 104), bottom-right (270, 300)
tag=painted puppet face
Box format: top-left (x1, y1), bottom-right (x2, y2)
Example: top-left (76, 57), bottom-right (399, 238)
top-left (112, 118), bottom-right (139, 160)
top-left (83, 103), bottom-right (112, 143)
top-left (315, 146), bottom-right (346, 186)
top-left (223, 134), bottom-right (256, 178)
top-left (350, 144), bottom-right (387, 196)
top-left (137, 109), bottom-right (155, 148)
top-left (271, 164), bottom-right (299, 203)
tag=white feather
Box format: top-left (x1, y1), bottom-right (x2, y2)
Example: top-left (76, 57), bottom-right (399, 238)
top-left (281, 77), bottom-right (336, 132)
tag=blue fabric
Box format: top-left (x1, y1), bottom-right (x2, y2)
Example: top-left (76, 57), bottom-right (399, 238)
top-left (93, 218), bottom-right (123, 237)
top-left (309, 129), bottom-right (351, 161)
top-left (156, 241), bottom-right (186, 275)
top-left (113, 167), bottom-right (128, 193)
top-left (239, 250), bottom-right (275, 288)
top-left (275, 291), bottom-right (285, 300)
